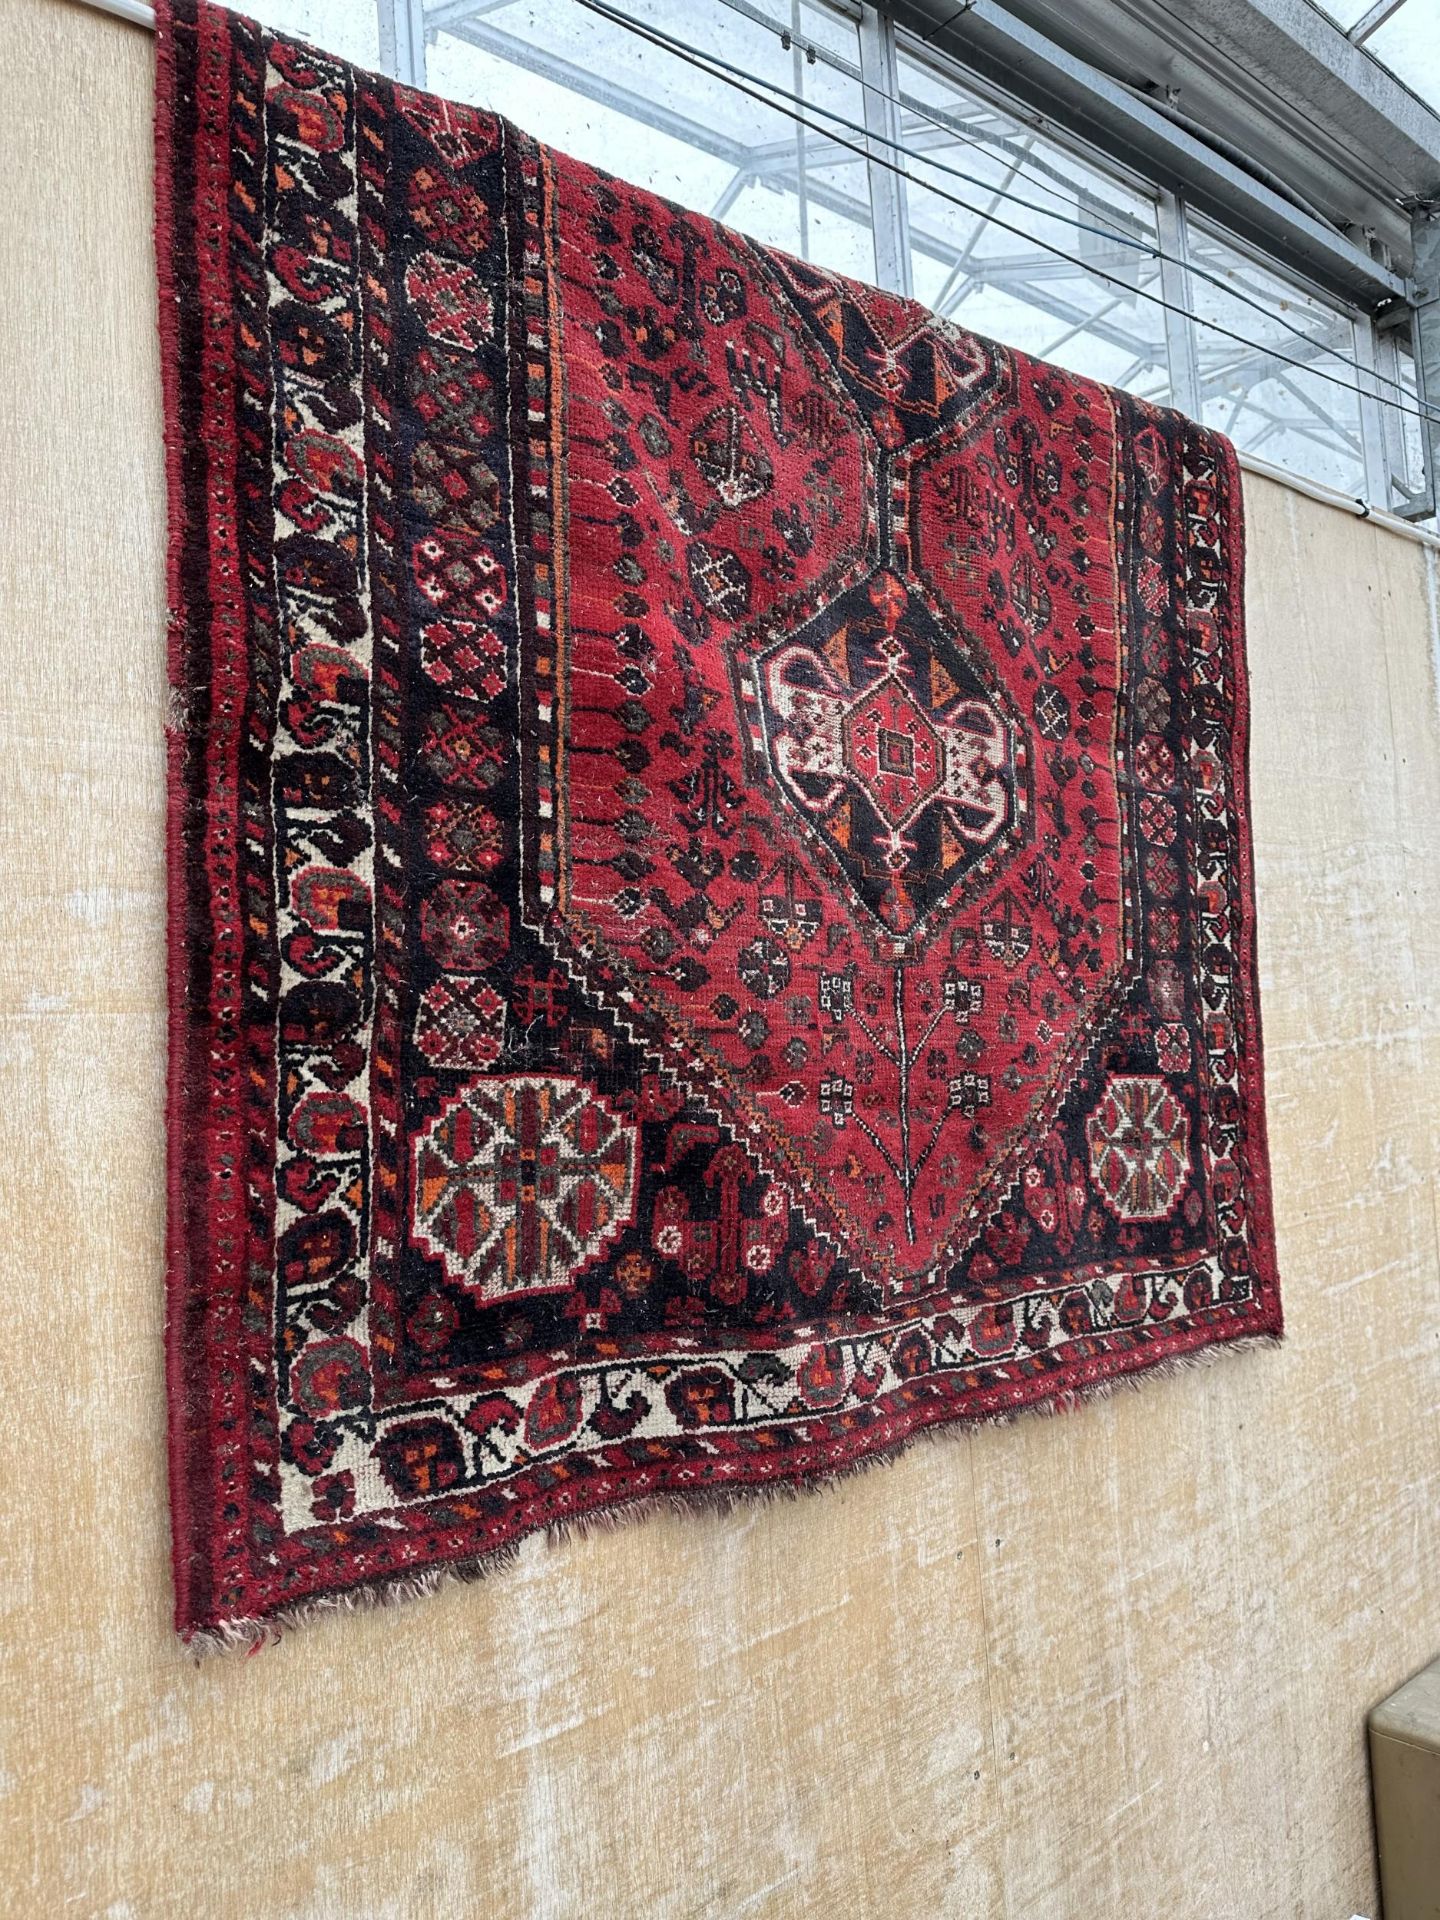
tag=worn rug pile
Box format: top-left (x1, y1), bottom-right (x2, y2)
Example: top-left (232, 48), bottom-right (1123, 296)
top-left (157, 0), bottom-right (1280, 1643)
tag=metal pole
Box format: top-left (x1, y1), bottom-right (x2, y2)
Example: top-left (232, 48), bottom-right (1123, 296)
top-left (66, 0), bottom-right (154, 24)
top-left (1156, 190), bottom-right (1200, 417)
top-left (1411, 203), bottom-right (1440, 526)
top-left (858, 3), bottom-right (913, 298)
top-left (395, 0), bottom-right (428, 88)
top-left (1353, 314), bottom-right (1395, 507)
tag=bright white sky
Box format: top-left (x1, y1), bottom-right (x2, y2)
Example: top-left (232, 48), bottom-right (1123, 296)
top-left (242, 0), bottom-right (381, 67)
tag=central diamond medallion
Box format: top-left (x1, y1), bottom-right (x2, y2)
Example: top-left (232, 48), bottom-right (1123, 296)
top-left (841, 679), bottom-right (942, 821)
top-left (741, 571), bottom-right (1028, 939)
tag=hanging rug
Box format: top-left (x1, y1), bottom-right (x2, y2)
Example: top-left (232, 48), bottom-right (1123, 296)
top-left (156, 0), bottom-right (1280, 1643)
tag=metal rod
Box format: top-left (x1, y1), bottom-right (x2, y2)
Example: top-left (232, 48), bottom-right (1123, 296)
top-left (67, 0), bottom-right (154, 25)
top-left (1353, 313), bottom-right (1395, 503)
top-left (1349, 0), bottom-right (1410, 47)
top-left (1412, 204), bottom-right (1440, 525)
top-left (1157, 191), bottom-right (1201, 417)
top-left (1237, 448), bottom-right (1440, 552)
top-left (858, 0), bottom-right (913, 297)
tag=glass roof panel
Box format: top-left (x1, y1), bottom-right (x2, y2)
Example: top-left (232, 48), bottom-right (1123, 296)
top-left (1187, 218), bottom-right (1365, 496)
top-left (897, 53), bottom-right (1170, 398)
top-left (1364, 0), bottom-right (1440, 113)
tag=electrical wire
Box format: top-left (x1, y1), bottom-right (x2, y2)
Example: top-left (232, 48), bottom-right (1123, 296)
top-left (568, 0), bottom-right (1436, 428)
top-left (880, 84), bottom-right (1414, 404)
top-left (645, 0), bottom-right (1436, 416)
top-left (884, 76), bottom-right (1415, 395)
top-left (474, 0), bottom-right (1377, 383)
top-left (718, 0), bottom-right (1414, 350)
top-left (714, 0), bottom-right (1395, 356)
top-left (709, 0), bottom-right (1163, 258)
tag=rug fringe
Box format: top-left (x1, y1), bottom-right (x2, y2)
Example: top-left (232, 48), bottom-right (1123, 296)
top-left (182, 1327), bottom-right (1283, 1657)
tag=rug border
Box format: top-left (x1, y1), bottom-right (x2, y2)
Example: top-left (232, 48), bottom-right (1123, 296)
top-left (1217, 431), bottom-right (1283, 1330)
top-left (156, 0), bottom-right (204, 1643)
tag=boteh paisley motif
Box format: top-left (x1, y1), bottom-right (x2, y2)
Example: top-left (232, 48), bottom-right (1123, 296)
top-left (157, 0), bottom-right (1280, 1642)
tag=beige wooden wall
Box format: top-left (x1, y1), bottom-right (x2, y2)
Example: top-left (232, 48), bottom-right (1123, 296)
top-left (3, 5), bottom-right (1439, 1916)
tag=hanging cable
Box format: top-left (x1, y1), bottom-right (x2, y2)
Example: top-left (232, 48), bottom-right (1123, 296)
top-left (582, 0), bottom-right (1428, 420)
top-left (567, 0), bottom-right (1437, 429)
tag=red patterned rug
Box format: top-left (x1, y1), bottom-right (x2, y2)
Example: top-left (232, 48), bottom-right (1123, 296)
top-left (156, 0), bottom-right (1280, 1644)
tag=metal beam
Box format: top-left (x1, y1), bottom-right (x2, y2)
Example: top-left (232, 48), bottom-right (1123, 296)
top-left (898, 0), bottom-right (1413, 299)
top-left (948, 0), bottom-right (1440, 268)
top-left (1351, 314), bottom-right (1394, 502)
top-left (1349, 0), bottom-right (1410, 46)
top-left (1156, 190), bottom-right (1201, 414)
top-left (859, 0), bottom-right (914, 296)
top-left (425, 0), bottom-right (519, 31)
top-left (1411, 203), bottom-right (1440, 520)
top-left (394, 0), bottom-right (427, 87)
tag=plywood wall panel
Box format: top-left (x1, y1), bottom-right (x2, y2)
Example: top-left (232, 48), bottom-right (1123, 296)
top-left (1, 7), bottom-right (1437, 1918)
